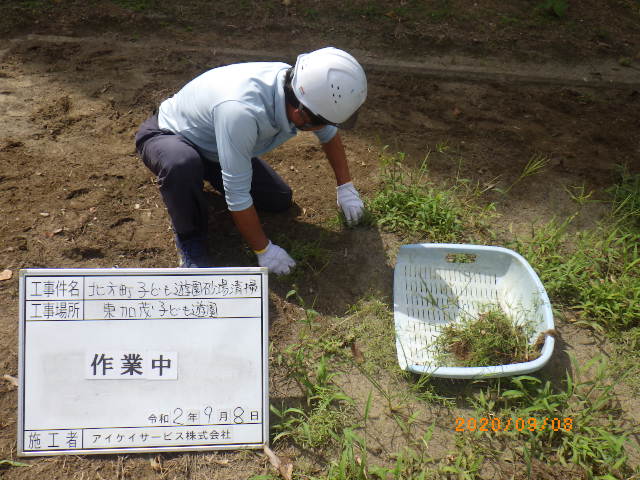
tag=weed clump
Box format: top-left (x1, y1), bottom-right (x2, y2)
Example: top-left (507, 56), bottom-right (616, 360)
top-left (367, 150), bottom-right (465, 241)
top-left (435, 308), bottom-right (541, 367)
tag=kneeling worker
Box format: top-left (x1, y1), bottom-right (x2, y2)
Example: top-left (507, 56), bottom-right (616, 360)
top-left (135, 47), bottom-right (367, 274)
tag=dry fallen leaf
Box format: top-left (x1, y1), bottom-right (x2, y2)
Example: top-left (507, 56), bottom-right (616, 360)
top-left (44, 228), bottom-right (64, 239)
top-left (263, 445), bottom-right (293, 480)
top-left (281, 463), bottom-right (293, 480)
top-left (0, 269), bottom-right (12, 281)
top-left (350, 342), bottom-right (365, 364)
top-left (149, 455), bottom-right (162, 472)
top-left (3, 374), bottom-right (19, 387)
top-left (263, 445), bottom-right (281, 469)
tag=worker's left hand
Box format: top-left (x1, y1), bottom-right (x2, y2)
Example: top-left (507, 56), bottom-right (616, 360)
top-left (336, 181), bottom-right (364, 226)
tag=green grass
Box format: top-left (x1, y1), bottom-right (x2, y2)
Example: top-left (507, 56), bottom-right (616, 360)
top-left (471, 357), bottom-right (636, 479)
top-left (270, 311), bottom-right (362, 450)
top-left (111, 0), bottom-right (154, 12)
top-left (368, 179), bottom-right (463, 239)
top-left (518, 222), bottom-right (639, 331)
top-left (265, 151), bottom-right (640, 479)
top-left (268, 295), bottom-right (639, 479)
top-left (268, 234), bottom-right (332, 286)
top-left (537, 0), bottom-right (569, 18)
top-left (608, 165), bottom-right (640, 228)
top-left (367, 149), bottom-right (493, 242)
top-left (0, 460), bottom-right (29, 468)
top-left (564, 182), bottom-right (596, 205)
top-left (494, 153), bottom-right (550, 195)
top-left (18, 0), bottom-right (46, 8)
top-left (512, 169), bottom-right (640, 335)
top-left (498, 14), bottom-right (522, 26)
top-left (342, 298), bottom-right (397, 372)
top-left (271, 351), bottom-right (356, 448)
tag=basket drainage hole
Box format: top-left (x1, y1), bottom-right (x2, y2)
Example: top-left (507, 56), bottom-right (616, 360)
top-left (446, 253), bottom-right (477, 263)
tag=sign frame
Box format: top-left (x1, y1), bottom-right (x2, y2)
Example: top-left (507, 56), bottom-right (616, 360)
top-left (17, 267), bottom-right (269, 456)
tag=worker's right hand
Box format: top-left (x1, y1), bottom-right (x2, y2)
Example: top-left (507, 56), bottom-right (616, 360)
top-left (337, 181), bottom-right (365, 226)
top-left (256, 241), bottom-right (296, 275)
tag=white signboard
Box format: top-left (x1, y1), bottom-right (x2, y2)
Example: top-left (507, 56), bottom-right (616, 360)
top-left (17, 268), bottom-right (269, 456)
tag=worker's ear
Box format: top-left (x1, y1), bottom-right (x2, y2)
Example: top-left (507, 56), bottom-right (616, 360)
top-left (293, 107), bottom-right (305, 121)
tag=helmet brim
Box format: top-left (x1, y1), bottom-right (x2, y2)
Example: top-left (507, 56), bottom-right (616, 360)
top-left (336, 109), bottom-right (359, 130)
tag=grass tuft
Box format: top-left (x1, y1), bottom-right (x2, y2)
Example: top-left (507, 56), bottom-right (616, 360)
top-left (537, 0), bottom-right (568, 18)
top-left (607, 165), bottom-right (640, 228)
top-left (367, 150), bottom-right (469, 241)
top-left (512, 167), bottom-right (640, 334)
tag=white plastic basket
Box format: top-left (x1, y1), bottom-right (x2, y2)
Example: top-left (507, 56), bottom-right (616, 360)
top-left (393, 244), bottom-right (555, 379)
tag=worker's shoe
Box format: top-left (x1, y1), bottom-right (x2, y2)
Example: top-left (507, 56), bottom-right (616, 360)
top-left (175, 233), bottom-right (211, 268)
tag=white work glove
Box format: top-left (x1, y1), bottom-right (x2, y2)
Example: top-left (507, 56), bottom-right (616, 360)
top-left (256, 241), bottom-right (296, 275)
top-left (337, 181), bottom-right (364, 226)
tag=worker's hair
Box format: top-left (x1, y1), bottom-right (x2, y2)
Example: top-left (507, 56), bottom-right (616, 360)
top-left (283, 68), bottom-right (299, 108)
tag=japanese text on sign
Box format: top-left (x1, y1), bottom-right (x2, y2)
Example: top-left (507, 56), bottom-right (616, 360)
top-left (19, 269), bottom-right (268, 456)
top-left (24, 275), bottom-right (261, 321)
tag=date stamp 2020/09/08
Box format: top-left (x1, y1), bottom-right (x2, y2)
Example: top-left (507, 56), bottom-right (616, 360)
top-left (454, 417), bottom-right (573, 433)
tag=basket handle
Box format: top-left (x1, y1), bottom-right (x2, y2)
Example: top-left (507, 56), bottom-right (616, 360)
top-left (446, 253), bottom-right (477, 264)
top-left (399, 243), bottom-right (517, 265)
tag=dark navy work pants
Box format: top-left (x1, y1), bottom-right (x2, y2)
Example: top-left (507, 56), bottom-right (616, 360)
top-left (135, 115), bottom-right (292, 237)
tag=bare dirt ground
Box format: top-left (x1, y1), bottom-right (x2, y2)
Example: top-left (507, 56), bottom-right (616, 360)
top-left (1, 1), bottom-right (639, 479)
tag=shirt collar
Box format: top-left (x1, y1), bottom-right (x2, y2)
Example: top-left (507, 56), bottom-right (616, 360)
top-left (275, 68), bottom-right (297, 135)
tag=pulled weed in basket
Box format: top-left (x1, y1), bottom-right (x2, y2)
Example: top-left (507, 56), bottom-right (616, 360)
top-left (435, 307), bottom-right (541, 367)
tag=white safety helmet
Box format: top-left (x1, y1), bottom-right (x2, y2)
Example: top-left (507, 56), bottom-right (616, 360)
top-left (291, 47), bottom-right (367, 129)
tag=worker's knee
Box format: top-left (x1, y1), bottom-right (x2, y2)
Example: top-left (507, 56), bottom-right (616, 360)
top-left (159, 152), bottom-right (203, 187)
top-left (274, 186), bottom-right (293, 212)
